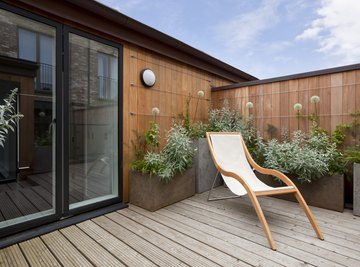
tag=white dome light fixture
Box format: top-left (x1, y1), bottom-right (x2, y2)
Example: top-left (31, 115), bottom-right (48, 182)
top-left (140, 68), bottom-right (156, 87)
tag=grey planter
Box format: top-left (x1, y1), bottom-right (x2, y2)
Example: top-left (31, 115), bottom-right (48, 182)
top-left (129, 166), bottom-right (195, 211)
top-left (194, 138), bottom-right (222, 193)
top-left (32, 146), bottom-right (53, 173)
top-left (354, 163), bottom-right (360, 216)
top-left (257, 173), bottom-right (344, 212)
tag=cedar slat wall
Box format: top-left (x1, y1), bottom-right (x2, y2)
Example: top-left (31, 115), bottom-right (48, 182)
top-left (122, 44), bottom-right (232, 201)
top-left (211, 70), bottom-right (360, 141)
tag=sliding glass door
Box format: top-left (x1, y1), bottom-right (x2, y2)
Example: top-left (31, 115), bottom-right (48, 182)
top-left (0, 7), bottom-right (59, 233)
top-left (67, 32), bottom-right (119, 210)
top-left (0, 4), bottom-right (121, 238)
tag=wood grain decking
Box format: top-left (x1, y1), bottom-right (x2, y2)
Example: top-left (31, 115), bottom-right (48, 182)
top-left (1, 187), bottom-right (360, 266)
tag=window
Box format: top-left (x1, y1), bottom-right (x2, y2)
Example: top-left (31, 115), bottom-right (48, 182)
top-left (98, 52), bottom-right (117, 99)
top-left (18, 28), bottom-right (54, 91)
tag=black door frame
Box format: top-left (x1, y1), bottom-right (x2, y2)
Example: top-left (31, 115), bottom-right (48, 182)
top-left (0, 1), bottom-right (63, 238)
top-left (0, 2), bottom-right (123, 239)
top-left (62, 26), bottom-right (123, 216)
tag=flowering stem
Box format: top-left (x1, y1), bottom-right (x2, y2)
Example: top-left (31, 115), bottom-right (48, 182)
top-left (193, 97), bottom-right (200, 122)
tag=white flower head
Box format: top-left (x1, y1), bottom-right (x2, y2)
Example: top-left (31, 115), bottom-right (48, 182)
top-left (246, 102), bottom-right (254, 109)
top-left (197, 90), bottom-right (205, 97)
top-left (310, 95), bottom-right (320, 104)
top-left (152, 107), bottom-right (160, 116)
top-left (293, 103), bottom-right (302, 111)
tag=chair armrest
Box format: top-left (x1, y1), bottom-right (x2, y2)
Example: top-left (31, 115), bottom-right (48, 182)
top-left (255, 165), bottom-right (296, 188)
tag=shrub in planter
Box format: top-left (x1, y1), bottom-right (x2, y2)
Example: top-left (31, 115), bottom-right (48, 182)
top-left (257, 127), bottom-right (345, 211)
top-left (132, 123), bottom-right (194, 182)
top-left (130, 119), bottom-right (195, 211)
top-left (188, 99), bottom-right (263, 192)
top-left (344, 148), bottom-right (360, 216)
top-left (259, 129), bottom-right (344, 183)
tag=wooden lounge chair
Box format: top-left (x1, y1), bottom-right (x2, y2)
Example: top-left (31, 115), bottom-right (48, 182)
top-left (206, 132), bottom-right (324, 250)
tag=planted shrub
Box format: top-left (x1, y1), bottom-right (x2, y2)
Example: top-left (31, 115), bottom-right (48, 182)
top-left (261, 130), bottom-right (343, 183)
top-left (207, 100), bottom-right (243, 132)
top-left (132, 122), bottom-right (194, 183)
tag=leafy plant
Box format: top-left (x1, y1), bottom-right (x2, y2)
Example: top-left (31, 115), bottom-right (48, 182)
top-left (331, 111), bottom-right (360, 148)
top-left (0, 88), bottom-right (23, 147)
top-left (207, 99), bottom-right (243, 132)
top-left (344, 147), bottom-right (360, 164)
top-left (35, 132), bottom-right (52, 146)
top-left (260, 130), bottom-right (343, 183)
top-left (132, 122), bottom-right (194, 183)
top-left (158, 124), bottom-right (194, 182)
top-left (144, 121), bottom-right (160, 149)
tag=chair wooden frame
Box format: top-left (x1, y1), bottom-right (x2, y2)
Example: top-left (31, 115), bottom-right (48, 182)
top-left (206, 132), bottom-right (324, 250)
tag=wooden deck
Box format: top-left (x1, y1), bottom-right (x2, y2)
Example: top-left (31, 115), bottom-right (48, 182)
top-left (0, 162), bottom-right (111, 223)
top-left (1, 187), bottom-right (360, 266)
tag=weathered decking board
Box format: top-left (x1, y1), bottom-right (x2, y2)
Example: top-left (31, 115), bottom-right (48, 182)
top-left (0, 165), bottom-right (110, 222)
top-left (1, 187), bottom-right (360, 266)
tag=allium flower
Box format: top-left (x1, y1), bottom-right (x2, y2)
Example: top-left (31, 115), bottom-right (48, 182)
top-left (197, 90), bottom-right (205, 97)
top-left (293, 103), bottom-right (302, 111)
top-left (310, 95), bottom-right (320, 104)
top-left (246, 102), bottom-right (254, 109)
top-left (152, 107), bottom-right (160, 116)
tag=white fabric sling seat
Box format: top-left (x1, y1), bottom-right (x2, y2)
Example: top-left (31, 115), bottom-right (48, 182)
top-left (206, 132), bottom-right (324, 250)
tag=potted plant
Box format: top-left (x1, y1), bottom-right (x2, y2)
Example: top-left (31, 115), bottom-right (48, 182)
top-left (129, 108), bottom-right (195, 211)
top-left (345, 148), bottom-right (360, 216)
top-left (256, 126), bottom-right (345, 212)
top-left (32, 131), bottom-right (52, 173)
top-left (185, 97), bottom-right (261, 193)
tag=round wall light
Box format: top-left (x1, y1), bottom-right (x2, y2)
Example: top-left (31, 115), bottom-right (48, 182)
top-left (140, 68), bottom-right (156, 87)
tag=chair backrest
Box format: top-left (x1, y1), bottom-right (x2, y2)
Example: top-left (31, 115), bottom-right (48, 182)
top-left (208, 132), bottom-right (271, 195)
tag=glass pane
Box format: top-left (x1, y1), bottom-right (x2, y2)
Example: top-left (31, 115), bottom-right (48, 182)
top-left (69, 33), bottom-right (118, 209)
top-left (0, 8), bottom-right (56, 229)
top-left (39, 35), bottom-right (54, 90)
top-left (18, 28), bottom-right (36, 61)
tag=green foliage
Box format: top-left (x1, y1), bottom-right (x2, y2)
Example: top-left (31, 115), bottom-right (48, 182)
top-left (344, 147), bottom-right (360, 164)
top-left (132, 122), bottom-right (194, 183)
top-left (186, 121), bottom-right (208, 139)
top-left (35, 132), bottom-right (52, 146)
top-left (144, 121), bottom-right (160, 149)
top-left (207, 99), bottom-right (243, 132)
top-left (332, 123), bottom-right (353, 146)
top-left (0, 88), bottom-right (23, 147)
top-left (261, 130), bottom-right (344, 183)
top-left (331, 111), bottom-right (360, 147)
top-left (159, 124), bottom-right (194, 182)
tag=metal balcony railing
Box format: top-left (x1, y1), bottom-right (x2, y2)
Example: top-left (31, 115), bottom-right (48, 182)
top-left (98, 76), bottom-right (117, 100)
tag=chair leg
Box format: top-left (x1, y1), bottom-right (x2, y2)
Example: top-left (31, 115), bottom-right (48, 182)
top-left (207, 171), bottom-right (241, 201)
top-left (248, 194), bottom-right (277, 250)
top-left (294, 190), bottom-right (324, 240)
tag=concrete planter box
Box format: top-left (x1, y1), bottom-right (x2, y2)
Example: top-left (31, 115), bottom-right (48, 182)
top-left (194, 138), bottom-right (222, 193)
top-left (129, 166), bottom-right (195, 211)
top-left (354, 163), bottom-right (360, 216)
top-left (257, 173), bottom-right (344, 212)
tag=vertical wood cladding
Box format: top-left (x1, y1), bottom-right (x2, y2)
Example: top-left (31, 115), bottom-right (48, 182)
top-left (211, 70), bottom-right (360, 141)
top-left (122, 44), bottom-right (232, 201)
